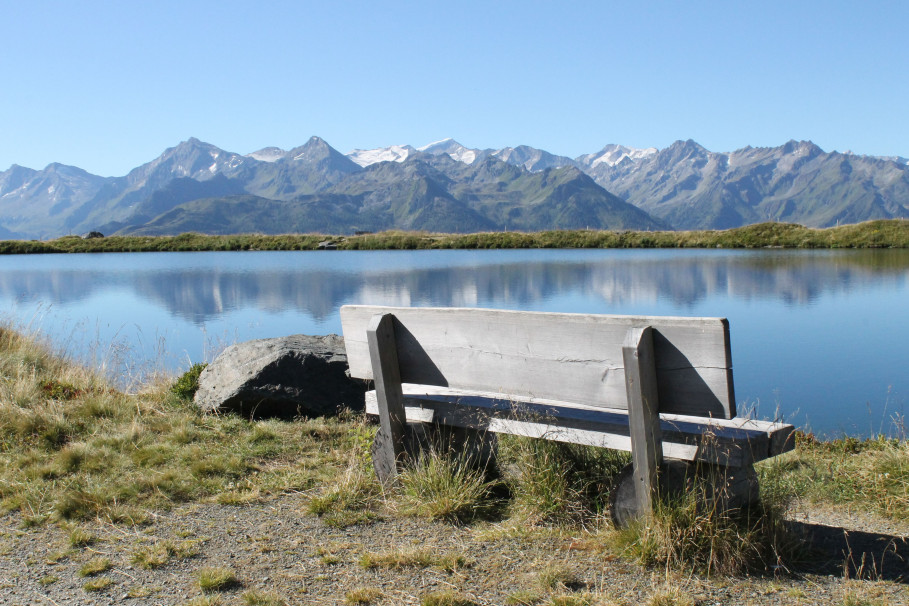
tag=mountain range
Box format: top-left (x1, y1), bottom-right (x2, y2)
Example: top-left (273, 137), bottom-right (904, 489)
top-left (2, 136), bottom-right (907, 239)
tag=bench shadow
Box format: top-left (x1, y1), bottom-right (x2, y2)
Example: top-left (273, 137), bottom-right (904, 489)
top-left (787, 520), bottom-right (909, 582)
top-left (393, 322), bottom-right (448, 386)
top-left (652, 332), bottom-right (731, 419)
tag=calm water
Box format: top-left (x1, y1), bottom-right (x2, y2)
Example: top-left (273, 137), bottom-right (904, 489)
top-left (1, 248), bottom-right (907, 436)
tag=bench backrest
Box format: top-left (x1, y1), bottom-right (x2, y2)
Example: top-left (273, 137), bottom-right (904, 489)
top-left (341, 305), bottom-right (736, 419)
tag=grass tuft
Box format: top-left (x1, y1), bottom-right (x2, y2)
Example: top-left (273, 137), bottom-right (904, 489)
top-left (397, 447), bottom-right (495, 522)
top-left (420, 590), bottom-right (478, 606)
top-left (131, 540), bottom-right (199, 569)
top-left (345, 587), bottom-right (383, 604)
top-left (647, 588), bottom-right (696, 606)
top-left (498, 433), bottom-right (627, 525)
top-left (611, 464), bottom-right (799, 575)
top-left (536, 564), bottom-right (579, 592)
top-left (307, 458), bottom-right (381, 527)
top-left (78, 556), bottom-right (112, 577)
top-left (242, 590), bottom-right (288, 605)
top-left (171, 363), bottom-right (208, 400)
top-left (68, 525), bottom-right (96, 547)
top-left (198, 566), bottom-right (239, 593)
top-left (505, 590), bottom-right (542, 605)
top-left (82, 576), bottom-right (113, 592)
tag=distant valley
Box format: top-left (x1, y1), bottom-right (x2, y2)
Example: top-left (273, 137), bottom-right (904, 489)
top-left (1, 136), bottom-right (908, 239)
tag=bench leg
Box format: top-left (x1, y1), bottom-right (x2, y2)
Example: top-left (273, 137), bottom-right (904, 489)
top-left (367, 313), bottom-right (408, 485)
top-left (622, 326), bottom-right (664, 519)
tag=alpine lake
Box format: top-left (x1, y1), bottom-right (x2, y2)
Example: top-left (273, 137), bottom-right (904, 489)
top-left (2, 247), bottom-right (907, 437)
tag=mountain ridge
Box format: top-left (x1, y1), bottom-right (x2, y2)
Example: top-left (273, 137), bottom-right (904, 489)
top-left (2, 136), bottom-right (908, 238)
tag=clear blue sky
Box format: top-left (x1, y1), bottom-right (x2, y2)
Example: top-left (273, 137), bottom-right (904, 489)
top-left (2, 0), bottom-right (906, 177)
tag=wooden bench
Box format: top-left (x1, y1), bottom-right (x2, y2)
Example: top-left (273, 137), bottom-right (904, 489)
top-left (340, 305), bottom-right (795, 524)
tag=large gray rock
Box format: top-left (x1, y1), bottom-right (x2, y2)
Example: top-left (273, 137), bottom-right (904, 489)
top-left (194, 334), bottom-right (367, 418)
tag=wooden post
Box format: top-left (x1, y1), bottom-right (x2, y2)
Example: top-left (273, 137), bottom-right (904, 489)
top-left (622, 326), bottom-right (663, 517)
top-left (367, 313), bottom-right (407, 484)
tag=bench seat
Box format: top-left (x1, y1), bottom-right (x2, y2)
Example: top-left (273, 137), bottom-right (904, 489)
top-left (365, 384), bottom-right (794, 468)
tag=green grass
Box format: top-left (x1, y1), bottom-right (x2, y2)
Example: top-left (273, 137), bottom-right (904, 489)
top-left (610, 463), bottom-right (800, 575)
top-left (306, 455), bottom-right (382, 527)
top-left (78, 556), bottom-right (112, 577)
top-left (197, 566), bottom-right (238, 592)
top-left (497, 433), bottom-right (628, 525)
top-left (68, 525), bottom-right (96, 547)
top-left (242, 590), bottom-right (288, 606)
top-left (131, 540), bottom-right (200, 569)
top-left (171, 362), bottom-right (207, 400)
top-left (83, 576), bottom-right (113, 592)
top-left (420, 590), bottom-right (478, 606)
top-left (759, 431), bottom-right (909, 520)
top-left (397, 447), bottom-right (496, 522)
top-left (2, 220), bottom-right (908, 255)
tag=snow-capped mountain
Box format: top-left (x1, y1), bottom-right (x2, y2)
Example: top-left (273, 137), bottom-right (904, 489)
top-left (352, 139), bottom-right (577, 173)
top-left (1, 135), bottom-right (907, 238)
top-left (584, 139), bottom-right (909, 229)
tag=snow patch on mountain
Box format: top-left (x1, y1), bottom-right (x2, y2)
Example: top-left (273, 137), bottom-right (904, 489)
top-left (577, 145), bottom-right (658, 168)
top-left (347, 145), bottom-right (415, 167)
top-left (492, 146), bottom-right (577, 172)
top-left (845, 150), bottom-right (909, 166)
top-left (417, 139), bottom-right (484, 164)
top-left (247, 147), bottom-right (287, 162)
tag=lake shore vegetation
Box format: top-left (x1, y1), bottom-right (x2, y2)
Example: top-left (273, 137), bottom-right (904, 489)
top-left (1, 219), bottom-right (908, 254)
top-left (1, 326), bottom-right (908, 604)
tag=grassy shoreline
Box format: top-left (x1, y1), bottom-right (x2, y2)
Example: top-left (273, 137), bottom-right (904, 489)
top-left (2, 219), bottom-right (909, 254)
top-left (1, 325), bottom-right (906, 522)
top-left (2, 325), bottom-right (908, 605)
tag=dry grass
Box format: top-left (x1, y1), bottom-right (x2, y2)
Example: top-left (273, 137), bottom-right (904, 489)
top-left (359, 547), bottom-right (470, 572)
top-left (0, 324), bottom-right (360, 524)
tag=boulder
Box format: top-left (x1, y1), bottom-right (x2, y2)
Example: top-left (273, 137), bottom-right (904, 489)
top-left (194, 334), bottom-right (367, 418)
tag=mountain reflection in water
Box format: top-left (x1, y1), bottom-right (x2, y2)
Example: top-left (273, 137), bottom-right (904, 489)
top-left (1, 249), bottom-right (906, 324)
top-left (0, 248), bottom-right (907, 436)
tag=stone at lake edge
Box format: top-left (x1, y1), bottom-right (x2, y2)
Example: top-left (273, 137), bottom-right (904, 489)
top-left (194, 334), bottom-right (367, 417)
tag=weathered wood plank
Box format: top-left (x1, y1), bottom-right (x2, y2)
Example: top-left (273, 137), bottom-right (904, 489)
top-left (623, 326), bottom-right (663, 516)
top-left (363, 387), bottom-right (790, 466)
top-left (342, 305), bottom-right (736, 419)
top-left (366, 313), bottom-right (407, 484)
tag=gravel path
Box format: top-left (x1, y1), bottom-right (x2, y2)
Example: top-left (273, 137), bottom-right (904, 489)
top-left (2, 493), bottom-right (908, 605)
